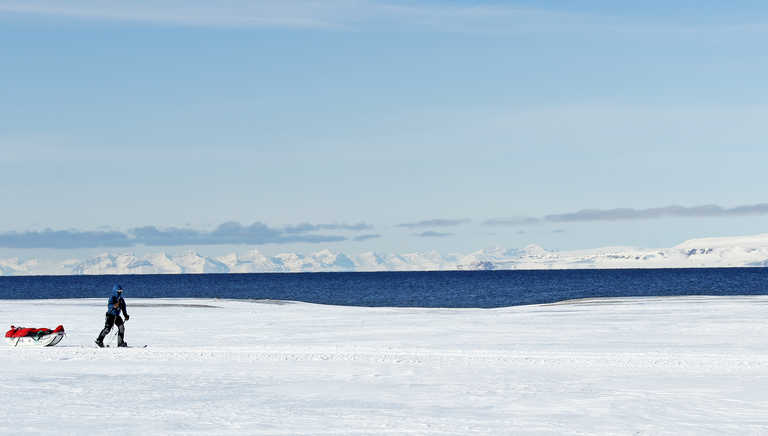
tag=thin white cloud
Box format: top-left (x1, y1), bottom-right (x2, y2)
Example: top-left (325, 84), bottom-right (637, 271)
top-left (0, 0), bottom-right (728, 34)
top-left (0, 0), bottom-right (354, 28)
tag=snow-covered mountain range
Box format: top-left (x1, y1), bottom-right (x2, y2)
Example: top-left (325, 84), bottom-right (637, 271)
top-left (3, 233), bottom-right (768, 276)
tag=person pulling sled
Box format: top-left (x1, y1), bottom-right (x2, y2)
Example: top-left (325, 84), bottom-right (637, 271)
top-left (95, 284), bottom-right (130, 347)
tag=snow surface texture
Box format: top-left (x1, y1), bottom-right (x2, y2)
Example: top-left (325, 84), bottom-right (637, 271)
top-left (6, 233), bottom-right (768, 275)
top-left (2, 296), bottom-right (768, 435)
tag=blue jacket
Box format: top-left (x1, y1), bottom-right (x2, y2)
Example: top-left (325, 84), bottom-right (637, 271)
top-left (107, 285), bottom-right (127, 317)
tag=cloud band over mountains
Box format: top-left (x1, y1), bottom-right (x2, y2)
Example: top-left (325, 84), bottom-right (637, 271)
top-left (484, 203), bottom-right (768, 226)
top-left (3, 203), bottom-right (767, 249)
top-left (0, 221), bottom-right (368, 249)
top-left (396, 218), bottom-right (470, 229)
top-left (352, 234), bottom-right (382, 242)
top-left (415, 231), bottom-right (454, 238)
top-left (283, 222), bottom-right (372, 233)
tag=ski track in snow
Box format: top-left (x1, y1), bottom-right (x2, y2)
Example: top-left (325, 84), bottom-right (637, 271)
top-left (2, 296), bottom-right (768, 435)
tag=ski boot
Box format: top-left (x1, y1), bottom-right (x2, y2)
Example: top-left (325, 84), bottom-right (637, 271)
top-left (95, 339), bottom-right (104, 348)
top-left (117, 341), bottom-right (128, 348)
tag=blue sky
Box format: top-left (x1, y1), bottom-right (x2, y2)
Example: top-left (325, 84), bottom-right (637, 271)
top-left (2, 1), bottom-right (768, 258)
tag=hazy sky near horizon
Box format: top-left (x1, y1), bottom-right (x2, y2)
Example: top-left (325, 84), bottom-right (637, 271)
top-left (2, 1), bottom-right (768, 258)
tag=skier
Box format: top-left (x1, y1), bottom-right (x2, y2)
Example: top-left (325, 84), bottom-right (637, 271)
top-left (95, 284), bottom-right (130, 348)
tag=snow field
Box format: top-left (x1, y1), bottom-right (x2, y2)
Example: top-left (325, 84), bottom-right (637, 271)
top-left (2, 296), bottom-right (768, 435)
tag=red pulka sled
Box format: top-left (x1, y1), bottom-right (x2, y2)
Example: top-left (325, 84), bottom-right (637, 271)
top-left (5, 325), bottom-right (66, 347)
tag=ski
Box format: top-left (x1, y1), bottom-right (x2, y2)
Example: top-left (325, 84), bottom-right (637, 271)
top-left (103, 344), bottom-right (148, 348)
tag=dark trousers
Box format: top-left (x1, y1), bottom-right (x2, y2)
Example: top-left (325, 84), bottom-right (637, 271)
top-left (97, 313), bottom-right (125, 344)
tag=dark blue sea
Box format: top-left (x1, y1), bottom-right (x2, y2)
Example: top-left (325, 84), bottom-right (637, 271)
top-left (1, 268), bottom-right (768, 308)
